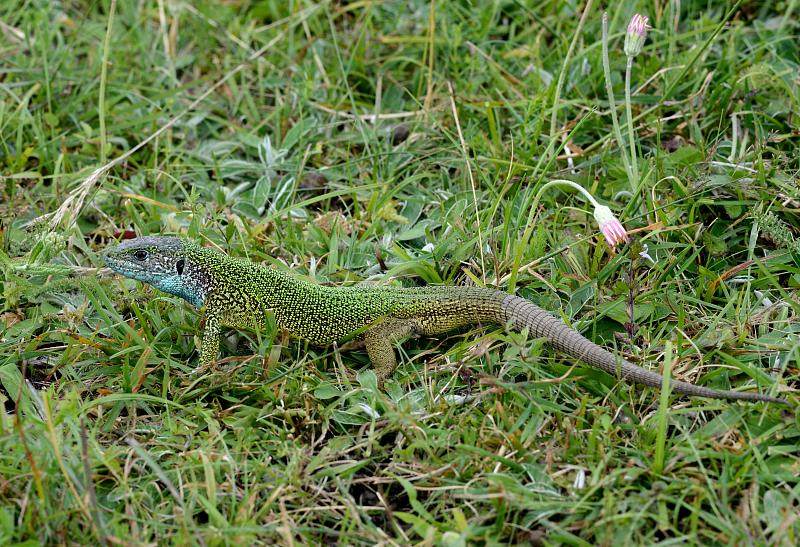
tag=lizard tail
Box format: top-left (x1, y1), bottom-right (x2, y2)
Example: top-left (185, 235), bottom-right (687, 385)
top-left (499, 293), bottom-right (788, 404)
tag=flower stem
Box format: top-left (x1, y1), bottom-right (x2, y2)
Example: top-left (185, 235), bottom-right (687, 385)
top-left (624, 55), bottom-right (639, 190)
top-left (507, 179), bottom-right (601, 293)
top-left (601, 13), bottom-right (634, 191)
top-left (532, 180), bottom-right (602, 211)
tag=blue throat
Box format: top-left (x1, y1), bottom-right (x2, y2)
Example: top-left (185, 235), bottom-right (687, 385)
top-left (153, 274), bottom-right (204, 308)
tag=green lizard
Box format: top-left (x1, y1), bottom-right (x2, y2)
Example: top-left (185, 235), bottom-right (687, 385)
top-left (103, 236), bottom-right (787, 404)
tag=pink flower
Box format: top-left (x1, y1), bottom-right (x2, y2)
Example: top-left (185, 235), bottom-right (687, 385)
top-left (624, 14), bottom-right (649, 57)
top-left (593, 205), bottom-right (629, 249)
top-left (627, 13), bottom-right (648, 36)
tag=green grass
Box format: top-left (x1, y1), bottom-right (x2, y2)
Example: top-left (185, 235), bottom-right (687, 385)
top-left (1, 0), bottom-right (798, 544)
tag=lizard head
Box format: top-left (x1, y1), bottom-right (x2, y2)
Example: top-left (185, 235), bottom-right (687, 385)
top-left (103, 236), bottom-right (204, 307)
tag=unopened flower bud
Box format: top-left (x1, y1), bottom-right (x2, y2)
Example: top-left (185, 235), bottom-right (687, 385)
top-left (593, 205), bottom-right (629, 249)
top-left (624, 13), bottom-right (648, 57)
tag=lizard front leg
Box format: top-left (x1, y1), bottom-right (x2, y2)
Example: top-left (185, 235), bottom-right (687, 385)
top-left (196, 312), bottom-right (222, 372)
top-left (364, 318), bottom-right (416, 385)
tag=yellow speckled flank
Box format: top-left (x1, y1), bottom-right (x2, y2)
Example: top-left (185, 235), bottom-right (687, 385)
top-left (103, 237), bottom-right (786, 404)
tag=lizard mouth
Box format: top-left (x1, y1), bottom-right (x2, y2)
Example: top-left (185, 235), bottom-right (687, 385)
top-left (103, 252), bottom-right (149, 279)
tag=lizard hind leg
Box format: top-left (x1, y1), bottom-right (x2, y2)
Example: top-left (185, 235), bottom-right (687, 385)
top-left (364, 319), bottom-right (417, 386)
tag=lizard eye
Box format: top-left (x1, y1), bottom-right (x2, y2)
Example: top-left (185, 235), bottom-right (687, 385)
top-left (133, 250), bottom-right (148, 261)
top-left (176, 259), bottom-right (185, 275)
